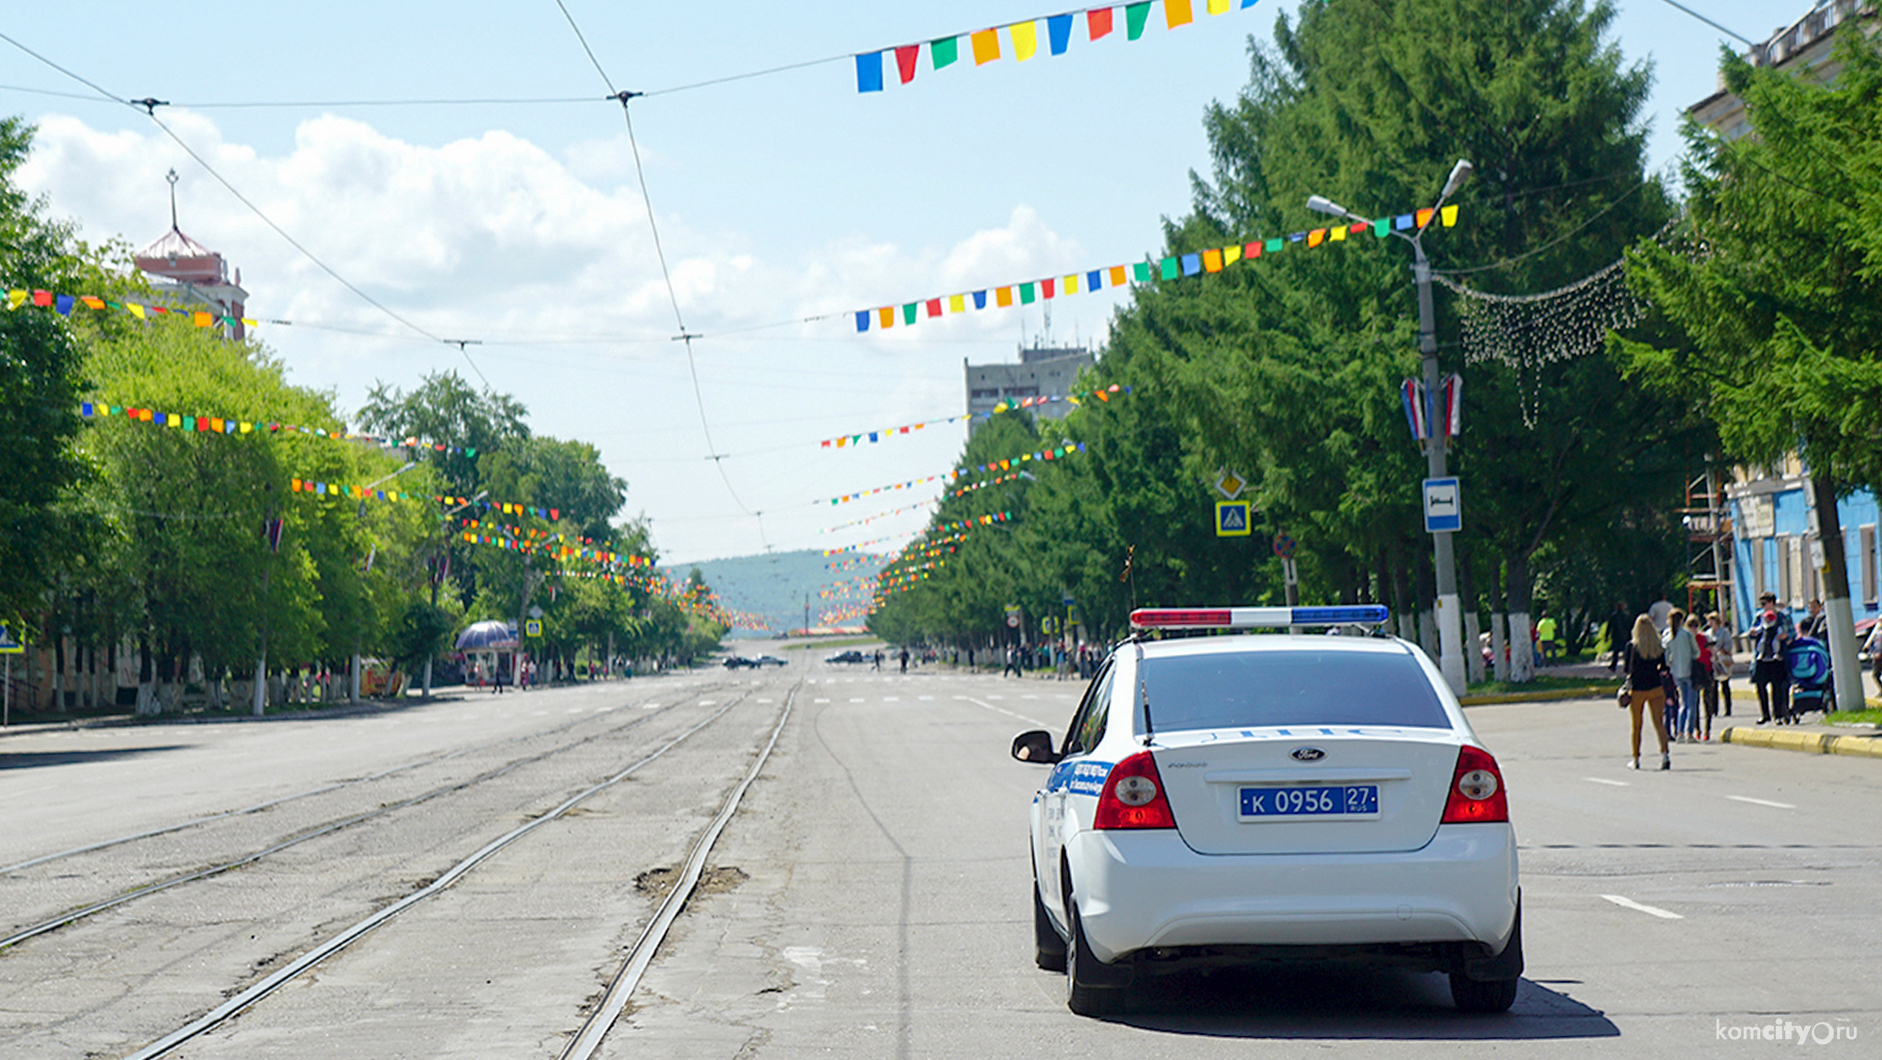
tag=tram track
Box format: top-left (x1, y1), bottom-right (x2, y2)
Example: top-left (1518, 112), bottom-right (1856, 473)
top-left (0, 680), bottom-right (736, 953)
top-left (118, 679), bottom-right (801, 1060)
top-left (1, 684), bottom-right (684, 878)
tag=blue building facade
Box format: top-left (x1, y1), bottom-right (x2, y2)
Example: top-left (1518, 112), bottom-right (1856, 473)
top-left (1728, 457), bottom-right (1882, 635)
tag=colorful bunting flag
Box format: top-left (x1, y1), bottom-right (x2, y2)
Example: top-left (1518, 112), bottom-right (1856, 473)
top-left (857, 1), bottom-right (1248, 93)
top-left (850, 205), bottom-right (1462, 332)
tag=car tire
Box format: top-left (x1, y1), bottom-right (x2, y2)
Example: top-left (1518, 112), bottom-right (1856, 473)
top-left (1450, 906), bottom-right (1522, 1013)
top-left (1065, 900), bottom-right (1126, 1016)
top-left (1033, 882), bottom-right (1066, 971)
top-left (1449, 971), bottom-right (1518, 1013)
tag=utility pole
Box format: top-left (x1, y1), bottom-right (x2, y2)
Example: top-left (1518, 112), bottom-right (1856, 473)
top-left (1309, 160), bottom-right (1474, 695)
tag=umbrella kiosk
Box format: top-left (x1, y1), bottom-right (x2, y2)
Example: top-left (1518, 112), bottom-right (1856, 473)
top-left (455, 620), bottom-right (519, 691)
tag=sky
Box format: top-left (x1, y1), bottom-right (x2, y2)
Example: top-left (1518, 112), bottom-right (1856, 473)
top-left (3, 0), bottom-right (1796, 574)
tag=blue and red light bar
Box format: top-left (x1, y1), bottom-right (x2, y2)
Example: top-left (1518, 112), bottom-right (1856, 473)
top-left (1129, 605), bottom-right (1390, 630)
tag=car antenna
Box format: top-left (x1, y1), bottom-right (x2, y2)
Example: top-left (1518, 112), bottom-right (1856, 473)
top-left (1134, 640), bottom-right (1155, 747)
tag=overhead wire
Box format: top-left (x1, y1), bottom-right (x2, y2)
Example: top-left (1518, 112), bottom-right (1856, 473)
top-left (548, 0), bottom-right (765, 545)
top-left (0, 29), bottom-right (496, 389)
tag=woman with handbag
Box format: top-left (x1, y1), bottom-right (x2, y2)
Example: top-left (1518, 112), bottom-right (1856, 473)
top-left (1622, 614), bottom-right (1673, 770)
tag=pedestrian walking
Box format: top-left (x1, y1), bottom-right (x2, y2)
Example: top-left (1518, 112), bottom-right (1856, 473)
top-left (1749, 606), bottom-right (1792, 724)
top-left (1604, 602), bottom-right (1630, 671)
top-left (1865, 620), bottom-right (1882, 689)
top-left (1663, 608), bottom-right (1699, 742)
top-left (898, 647), bottom-right (909, 674)
top-left (1621, 614), bottom-right (1673, 771)
top-left (1536, 613), bottom-right (1558, 665)
top-left (1707, 611), bottom-right (1734, 718)
top-left (872, 650), bottom-right (882, 672)
top-left (1688, 613), bottom-right (1717, 741)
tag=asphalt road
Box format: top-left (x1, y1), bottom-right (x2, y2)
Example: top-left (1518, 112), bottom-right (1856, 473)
top-left (2, 657), bottom-right (1877, 1059)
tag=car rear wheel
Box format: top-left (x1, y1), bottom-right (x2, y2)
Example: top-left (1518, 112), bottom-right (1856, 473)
top-left (1065, 900), bottom-right (1127, 1016)
top-left (1451, 902), bottom-right (1522, 1013)
top-left (1033, 882), bottom-right (1066, 971)
top-left (1449, 971), bottom-right (1519, 1013)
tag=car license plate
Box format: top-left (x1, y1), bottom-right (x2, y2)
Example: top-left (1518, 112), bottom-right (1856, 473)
top-left (1239, 784), bottom-right (1379, 819)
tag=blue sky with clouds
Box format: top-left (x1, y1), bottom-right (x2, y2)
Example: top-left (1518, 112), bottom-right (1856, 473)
top-left (3, 1), bottom-right (1789, 567)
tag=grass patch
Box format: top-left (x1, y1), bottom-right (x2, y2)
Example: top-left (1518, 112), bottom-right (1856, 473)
top-left (1465, 674), bottom-right (1615, 696)
top-left (1827, 708), bottom-right (1882, 726)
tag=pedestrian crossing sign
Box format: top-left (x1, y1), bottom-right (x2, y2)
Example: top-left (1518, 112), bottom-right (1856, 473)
top-left (524, 619), bottom-right (542, 637)
top-left (1215, 500), bottom-right (1252, 537)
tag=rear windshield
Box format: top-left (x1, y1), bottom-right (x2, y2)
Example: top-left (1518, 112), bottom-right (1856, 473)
top-left (1138, 649), bottom-right (1452, 731)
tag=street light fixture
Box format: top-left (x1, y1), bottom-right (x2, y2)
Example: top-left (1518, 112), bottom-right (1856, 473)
top-left (1308, 159), bottom-right (1474, 696)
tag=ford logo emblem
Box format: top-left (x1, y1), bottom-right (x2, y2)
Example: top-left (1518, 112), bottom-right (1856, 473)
top-left (1291, 747), bottom-right (1326, 762)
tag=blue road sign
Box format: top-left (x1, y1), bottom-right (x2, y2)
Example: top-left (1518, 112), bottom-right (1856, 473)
top-left (1215, 500), bottom-right (1252, 537)
top-left (1423, 477), bottom-right (1461, 533)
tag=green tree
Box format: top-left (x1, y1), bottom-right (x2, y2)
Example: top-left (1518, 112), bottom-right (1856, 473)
top-left (1620, 27), bottom-right (1882, 709)
top-left (0, 117), bottom-right (89, 633)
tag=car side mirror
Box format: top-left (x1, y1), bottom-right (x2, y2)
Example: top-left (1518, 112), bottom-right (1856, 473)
top-left (1011, 729), bottom-right (1061, 764)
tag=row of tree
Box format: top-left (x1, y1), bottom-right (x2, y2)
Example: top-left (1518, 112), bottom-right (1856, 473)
top-left (0, 116), bottom-right (725, 713)
top-left (872, 0), bottom-right (1861, 670)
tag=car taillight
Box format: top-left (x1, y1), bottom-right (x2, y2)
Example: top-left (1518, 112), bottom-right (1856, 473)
top-left (1093, 751), bottom-right (1177, 830)
top-left (1440, 744), bottom-right (1509, 824)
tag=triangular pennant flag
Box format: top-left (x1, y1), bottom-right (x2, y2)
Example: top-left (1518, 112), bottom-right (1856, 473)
top-left (1166, 0), bottom-right (1195, 28)
top-left (895, 44), bottom-right (920, 84)
top-left (1040, 277), bottom-right (1056, 299)
top-left (856, 310), bottom-right (870, 332)
top-left (1203, 248), bottom-right (1223, 272)
top-left (1088, 7), bottom-right (1115, 39)
top-left (1441, 204), bottom-right (1460, 227)
top-left (1181, 253), bottom-right (1202, 276)
top-left (1416, 207), bottom-right (1435, 229)
top-left (1208, 0), bottom-right (1231, 12)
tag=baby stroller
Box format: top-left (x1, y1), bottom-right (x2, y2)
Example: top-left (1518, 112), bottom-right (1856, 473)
top-left (1786, 636), bottom-right (1832, 719)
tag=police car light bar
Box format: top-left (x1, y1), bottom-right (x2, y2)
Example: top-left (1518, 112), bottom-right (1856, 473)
top-left (1129, 605), bottom-right (1391, 630)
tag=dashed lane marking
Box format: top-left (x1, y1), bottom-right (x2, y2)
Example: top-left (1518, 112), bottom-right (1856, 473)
top-left (1583, 777), bottom-right (1629, 786)
top-left (1727, 795), bottom-right (1796, 809)
top-left (1601, 894), bottom-right (1683, 919)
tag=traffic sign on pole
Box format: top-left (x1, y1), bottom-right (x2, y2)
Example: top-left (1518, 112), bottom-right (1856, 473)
top-left (1423, 477), bottom-right (1461, 533)
top-left (1215, 500), bottom-right (1252, 537)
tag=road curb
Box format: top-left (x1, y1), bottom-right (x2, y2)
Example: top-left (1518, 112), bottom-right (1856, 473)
top-left (1720, 726), bottom-right (1882, 759)
top-left (1458, 686), bottom-right (1611, 706)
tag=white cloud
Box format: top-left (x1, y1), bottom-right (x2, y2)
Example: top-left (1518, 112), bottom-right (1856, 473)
top-left (16, 111), bottom-right (1124, 561)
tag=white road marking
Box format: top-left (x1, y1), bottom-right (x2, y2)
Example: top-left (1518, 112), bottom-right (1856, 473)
top-left (813, 698), bottom-right (831, 703)
top-left (566, 707), bottom-right (585, 714)
top-left (961, 696), bottom-right (1050, 729)
top-left (1583, 777), bottom-right (1629, 786)
top-left (850, 698), bottom-right (864, 703)
top-left (758, 698), bottom-right (774, 703)
top-left (919, 695), bottom-right (934, 700)
top-left (1727, 795), bottom-right (1796, 809)
top-left (884, 696), bottom-right (900, 702)
top-left (1601, 894), bottom-right (1683, 919)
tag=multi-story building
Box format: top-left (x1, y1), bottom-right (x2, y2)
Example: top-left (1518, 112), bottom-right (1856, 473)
top-left (963, 342), bottom-right (1092, 437)
top-left (1692, 1), bottom-right (1881, 631)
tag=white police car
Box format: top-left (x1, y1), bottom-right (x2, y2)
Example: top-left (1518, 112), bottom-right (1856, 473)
top-left (1011, 606), bottom-right (1521, 1016)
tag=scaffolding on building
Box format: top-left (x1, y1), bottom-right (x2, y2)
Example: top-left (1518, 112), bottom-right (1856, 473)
top-left (1684, 466), bottom-right (1735, 626)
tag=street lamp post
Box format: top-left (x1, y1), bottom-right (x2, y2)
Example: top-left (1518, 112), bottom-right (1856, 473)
top-left (1309, 160), bottom-right (1474, 696)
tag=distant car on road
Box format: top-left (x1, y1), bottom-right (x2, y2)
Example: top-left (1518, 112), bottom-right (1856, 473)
top-left (752, 654), bottom-right (788, 667)
top-left (825, 650), bottom-right (867, 664)
top-left (722, 655), bottom-right (755, 669)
